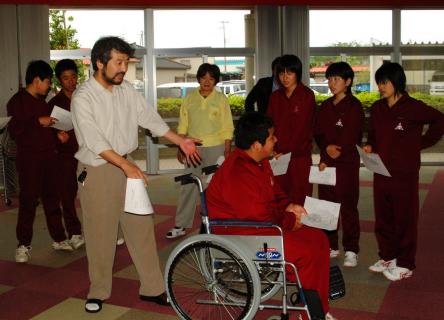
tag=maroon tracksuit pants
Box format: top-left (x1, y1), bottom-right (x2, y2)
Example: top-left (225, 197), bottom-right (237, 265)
top-left (373, 174), bottom-right (419, 270)
top-left (16, 152), bottom-right (66, 246)
top-left (318, 164), bottom-right (360, 253)
top-left (275, 155), bottom-right (313, 205)
top-left (57, 155), bottom-right (81, 238)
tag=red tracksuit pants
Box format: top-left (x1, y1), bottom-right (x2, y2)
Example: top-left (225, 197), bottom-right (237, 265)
top-left (318, 164), bottom-right (360, 253)
top-left (16, 152), bottom-right (66, 246)
top-left (57, 154), bottom-right (81, 238)
top-left (373, 174), bottom-right (419, 270)
top-left (284, 226), bottom-right (330, 315)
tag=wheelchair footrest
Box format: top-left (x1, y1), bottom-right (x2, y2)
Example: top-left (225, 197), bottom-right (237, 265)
top-left (329, 265), bottom-right (346, 300)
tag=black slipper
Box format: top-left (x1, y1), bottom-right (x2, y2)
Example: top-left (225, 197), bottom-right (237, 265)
top-left (85, 298), bottom-right (103, 313)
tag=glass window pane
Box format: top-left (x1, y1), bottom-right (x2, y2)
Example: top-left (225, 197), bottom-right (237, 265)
top-left (154, 10), bottom-right (250, 48)
top-left (64, 10), bottom-right (144, 48)
top-left (310, 10), bottom-right (392, 47)
top-left (402, 10), bottom-right (444, 44)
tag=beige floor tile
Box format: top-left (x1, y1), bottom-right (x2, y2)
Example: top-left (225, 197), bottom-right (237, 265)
top-left (31, 298), bottom-right (129, 320)
top-left (116, 309), bottom-right (179, 320)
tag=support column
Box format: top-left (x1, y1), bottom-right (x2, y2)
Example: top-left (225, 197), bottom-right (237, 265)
top-left (244, 13), bottom-right (255, 93)
top-left (281, 6), bottom-right (310, 85)
top-left (391, 9), bottom-right (401, 64)
top-left (0, 4), bottom-right (49, 116)
top-left (255, 6), bottom-right (281, 80)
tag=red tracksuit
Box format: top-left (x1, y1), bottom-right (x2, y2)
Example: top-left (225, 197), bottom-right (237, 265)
top-left (48, 91), bottom-right (81, 238)
top-left (267, 84), bottom-right (316, 204)
top-left (206, 148), bottom-right (330, 314)
top-left (367, 93), bottom-right (444, 270)
top-left (7, 90), bottom-right (66, 246)
top-left (315, 94), bottom-right (365, 253)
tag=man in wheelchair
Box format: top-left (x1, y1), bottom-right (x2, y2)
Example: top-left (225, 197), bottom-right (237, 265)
top-left (206, 112), bottom-right (335, 320)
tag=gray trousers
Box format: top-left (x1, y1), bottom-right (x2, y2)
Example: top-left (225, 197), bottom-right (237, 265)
top-left (175, 144), bottom-right (225, 229)
top-left (78, 161), bottom-right (165, 300)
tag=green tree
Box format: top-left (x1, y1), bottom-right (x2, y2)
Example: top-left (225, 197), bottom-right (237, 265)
top-left (49, 9), bottom-right (86, 86)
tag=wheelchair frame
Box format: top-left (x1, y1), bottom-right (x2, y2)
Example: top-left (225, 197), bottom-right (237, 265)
top-left (164, 171), bottom-right (318, 320)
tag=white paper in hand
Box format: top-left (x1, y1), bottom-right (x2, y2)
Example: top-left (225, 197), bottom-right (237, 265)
top-left (356, 145), bottom-right (391, 177)
top-left (50, 106), bottom-right (73, 131)
top-left (269, 152), bottom-right (291, 176)
top-left (309, 166), bottom-right (336, 186)
top-left (124, 178), bottom-right (154, 215)
top-left (301, 196), bottom-right (340, 231)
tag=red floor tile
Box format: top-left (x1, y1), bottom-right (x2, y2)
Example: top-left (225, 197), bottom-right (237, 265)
top-left (0, 260), bottom-right (53, 286)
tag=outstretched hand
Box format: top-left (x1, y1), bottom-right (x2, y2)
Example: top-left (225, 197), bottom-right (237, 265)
top-left (179, 137), bottom-right (202, 166)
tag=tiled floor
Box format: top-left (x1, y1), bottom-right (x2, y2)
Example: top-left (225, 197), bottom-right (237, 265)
top-left (0, 167), bottom-right (443, 319)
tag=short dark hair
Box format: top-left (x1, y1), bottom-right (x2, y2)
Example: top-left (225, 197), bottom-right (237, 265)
top-left (25, 60), bottom-right (53, 85)
top-left (326, 62), bottom-right (354, 94)
top-left (55, 59), bottom-right (78, 79)
top-left (375, 62), bottom-right (406, 96)
top-left (235, 113), bottom-right (274, 150)
top-left (196, 63), bottom-right (221, 84)
top-left (91, 36), bottom-right (135, 71)
top-left (271, 56), bottom-right (282, 72)
top-left (276, 54), bottom-right (303, 83)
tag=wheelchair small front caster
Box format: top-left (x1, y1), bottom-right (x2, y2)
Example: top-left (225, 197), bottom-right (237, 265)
top-left (280, 313), bottom-right (290, 320)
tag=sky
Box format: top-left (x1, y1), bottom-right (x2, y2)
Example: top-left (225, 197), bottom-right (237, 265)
top-left (63, 9), bottom-right (444, 49)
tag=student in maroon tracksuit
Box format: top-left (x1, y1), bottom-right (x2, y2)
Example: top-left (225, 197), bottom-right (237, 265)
top-left (267, 55), bottom-right (316, 205)
top-left (7, 60), bottom-right (73, 263)
top-left (315, 62), bottom-right (365, 268)
top-left (48, 59), bottom-right (84, 250)
top-left (207, 113), bottom-right (335, 320)
top-left (365, 62), bottom-right (444, 281)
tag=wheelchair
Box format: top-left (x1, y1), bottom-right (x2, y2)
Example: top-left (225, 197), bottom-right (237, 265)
top-left (165, 167), bottom-right (339, 320)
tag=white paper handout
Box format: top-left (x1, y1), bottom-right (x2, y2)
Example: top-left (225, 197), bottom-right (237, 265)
top-left (301, 196), bottom-right (340, 231)
top-left (124, 178), bottom-right (154, 215)
top-left (50, 106), bottom-right (73, 131)
top-left (309, 166), bottom-right (336, 186)
top-left (0, 117), bottom-right (11, 130)
top-left (206, 156), bottom-right (225, 183)
top-left (269, 152), bottom-right (291, 176)
top-left (356, 145), bottom-right (391, 177)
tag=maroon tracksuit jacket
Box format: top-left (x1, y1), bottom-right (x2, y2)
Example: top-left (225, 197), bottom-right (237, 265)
top-left (367, 93), bottom-right (444, 269)
top-left (7, 90), bottom-right (66, 246)
top-left (48, 91), bottom-right (81, 237)
top-left (315, 94), bottom-right (365, 253)
top-left (206, 148), bottom-right (330, 315)
top-left (267, 84), bottom-right (316, 204)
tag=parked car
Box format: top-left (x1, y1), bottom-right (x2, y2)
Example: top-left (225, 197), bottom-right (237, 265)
top-left (430, 71), bottom-right (444, 96)
top-left (309, 82), bottom-right (331, 95)
top-left (156, 82), bottom-right (200, 98)
top-left (216, 80), bottom-right (246, 95)
top-left (353, 82), bottom-right (370, 93)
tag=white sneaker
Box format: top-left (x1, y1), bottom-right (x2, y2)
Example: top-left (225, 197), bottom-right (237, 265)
top-left (116, 238), bottom-right (125, 246)
top-left (166, 227), bottom-right (186, 239)
top-left (52, 240), bottom-right (74, 251)
top-left (15, 245), bottom-right (31, 263)
top-left (383, 266), bottom-right (413, 281)
top-left (325, 312), bottom-right (338, 320)
top-left (368, 259), bottom-right (396, 273)
top-left (70, 235), bottom-right (85, 249)
top-left (330, 249), bottom-right (340, 258)
top-left (343, 251), bottom-right (358, 267)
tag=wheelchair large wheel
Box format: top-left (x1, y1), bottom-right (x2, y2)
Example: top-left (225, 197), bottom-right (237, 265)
top-left (165, 235), bottom-right (261, 320)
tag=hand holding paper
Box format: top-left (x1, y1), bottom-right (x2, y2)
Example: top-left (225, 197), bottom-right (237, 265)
top-left (356, 145), bottom-right (391, 177)
top-left (301, 196), bottom-right (340, 231)
top-left (309, 165), bottom-right (336, 186)
top-left (124, 178), bottom-right (154, 215)
top-left (50, 106), bottom-right (73, 131)
top-left (269, 152), bottom-right (291, 176)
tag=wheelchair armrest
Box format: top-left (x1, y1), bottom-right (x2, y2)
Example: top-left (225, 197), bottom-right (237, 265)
top-left (209, 219), bottom-right (274, 228)
top-left (174, 173), bottom-right (194, 185)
